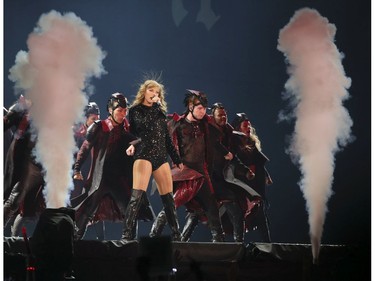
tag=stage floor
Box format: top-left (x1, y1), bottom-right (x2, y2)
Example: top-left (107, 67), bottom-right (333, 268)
top-left (4, 237), bottom-right (370, 281)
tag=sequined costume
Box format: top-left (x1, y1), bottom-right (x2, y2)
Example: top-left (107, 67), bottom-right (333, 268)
top-left (128, 103), bottom-right (181, 170)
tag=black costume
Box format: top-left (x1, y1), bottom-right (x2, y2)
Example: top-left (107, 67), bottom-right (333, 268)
top-left (72, 121), bottom-right (105, 240)
top-left (150, 113), bottom-right (225, 242)
top-left (73, 118), bottom-right (154, 239)
top-left (208, 121), bottom-right (251, 242)
top-left (180, 119), bottom-right (260, 242)
top-left (71, 122), bottom-right (90, 199)
top-left (3, 103), bottom-right (45, 234)
top-left (121, 103), bottom-right (182, 241)
top-left (129, 104), bottom-right (181, 169)
top-left (231, 131), bottom-right (272, 242)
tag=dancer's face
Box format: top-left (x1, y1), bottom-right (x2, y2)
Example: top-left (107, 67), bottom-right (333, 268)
top-left (111, 107), bottom-right (127, 125)
top-left (86, 114), bottom-right (100, 127)
top-left (213, 108), bottom-right (227, 127)
top-left (240, 120), bottom-right (252, 137)
top-left (190, 104), bottom-right (207, 120)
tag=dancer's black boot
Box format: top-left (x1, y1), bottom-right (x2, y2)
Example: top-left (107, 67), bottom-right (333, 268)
top-left (149, 210), bottom-right (167, 238)
top-left (224, 201), bottom-right (244, 242)
top-left (257, 203), bottom-right (271, 243)
top-left (121, 189), bottom-right (145, 241)
top-left (160, 193), bottom-right (181, 241)
top-left (205, 195), bottom-right (225, 242)
top-left (181, 212), bottom-right (199, 242)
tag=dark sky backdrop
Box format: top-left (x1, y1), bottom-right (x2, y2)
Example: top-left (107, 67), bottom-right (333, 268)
top-left (3, 0), bottom-right (371, 245)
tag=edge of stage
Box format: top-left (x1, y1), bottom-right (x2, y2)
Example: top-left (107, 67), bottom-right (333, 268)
top-left (4, 237), bottom-right (370, 281)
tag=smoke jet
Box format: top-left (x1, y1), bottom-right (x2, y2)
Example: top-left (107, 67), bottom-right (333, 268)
top-left (277, 8), bottom-right (353, 262)
top-left (8, 10), bottom-right (106, 208)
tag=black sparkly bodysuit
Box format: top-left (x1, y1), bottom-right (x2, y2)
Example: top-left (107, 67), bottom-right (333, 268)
top-left (129, 104), bottom-right (181, 170)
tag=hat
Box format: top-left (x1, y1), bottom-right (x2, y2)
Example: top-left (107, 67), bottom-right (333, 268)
top-left (183, 89), bottom-right (208, 108)
top-left (107, 92), bottom-right (128, 112)
top-left (231, 112), bottom-right (249, 131)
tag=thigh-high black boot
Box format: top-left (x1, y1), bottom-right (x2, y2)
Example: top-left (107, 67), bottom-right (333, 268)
top-left (181, 212), bottom-right (199, 242)
top-left (149, 210), bottom-right (167, 237)
top-left (224, 201), bottom-right (244, 242)
top-left (160, 193), bottom-right (181, 241)
top-left (121, 189), bottom-right (145, 240)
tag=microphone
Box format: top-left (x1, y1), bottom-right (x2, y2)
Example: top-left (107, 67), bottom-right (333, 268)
top-left (152, 96), bottom-right (161, 106)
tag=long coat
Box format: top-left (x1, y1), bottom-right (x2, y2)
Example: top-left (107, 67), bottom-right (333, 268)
top-left (73, 118), bottom-right (154, 222)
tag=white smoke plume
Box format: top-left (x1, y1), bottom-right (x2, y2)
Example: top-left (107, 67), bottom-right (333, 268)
top-left (8, 10), bottom-right (106, 208)
top-left (277, 8), bottom-right (353, 262)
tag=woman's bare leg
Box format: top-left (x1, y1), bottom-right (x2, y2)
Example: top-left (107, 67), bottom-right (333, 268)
top-left (152, 162), bottom-right (173, 195)
top-left (132, 159), bottom-right (153, 191)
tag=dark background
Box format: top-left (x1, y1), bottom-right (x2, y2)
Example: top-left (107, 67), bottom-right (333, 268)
top-left (3, 0), bottom-right (371, 246)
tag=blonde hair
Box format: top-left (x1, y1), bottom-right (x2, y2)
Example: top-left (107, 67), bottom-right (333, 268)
top-left (131, 79), bottom-right (167, 112)
top-left (250, 127), bottom-right (262, 151)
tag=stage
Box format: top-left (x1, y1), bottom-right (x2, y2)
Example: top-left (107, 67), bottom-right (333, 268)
top-left (4, 237), bottom-right (369, 281)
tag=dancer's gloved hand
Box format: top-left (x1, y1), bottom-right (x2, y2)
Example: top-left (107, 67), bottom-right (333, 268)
top-left (73, 171), bottom-right (84, 181)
